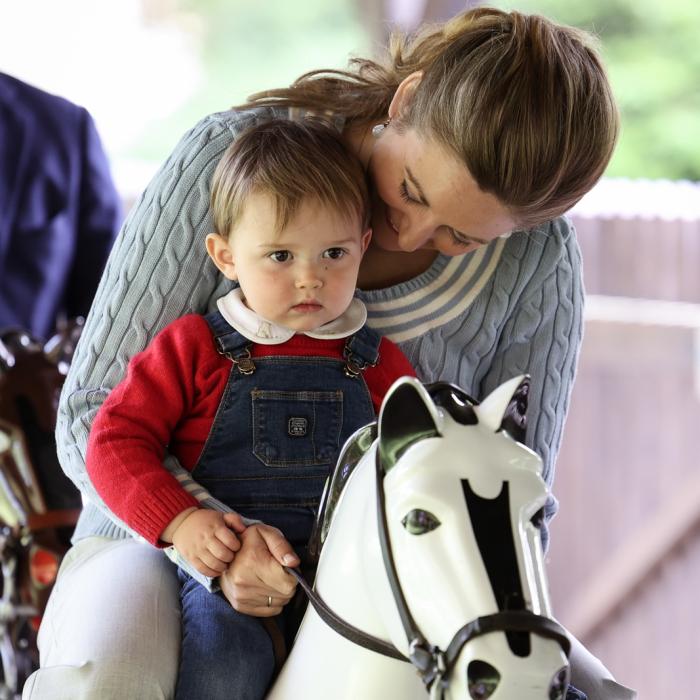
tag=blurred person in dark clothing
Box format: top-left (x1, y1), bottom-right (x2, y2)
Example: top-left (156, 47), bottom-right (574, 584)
top-left (0, 72), bottom-right (122, 340)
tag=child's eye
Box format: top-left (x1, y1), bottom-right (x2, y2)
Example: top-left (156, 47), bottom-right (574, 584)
top-left (269, 250), bottom-right (291, 262)
top-left (323, 248), bottom-right (346, 260)
top-left (399, 180), bottom-right (421, 205)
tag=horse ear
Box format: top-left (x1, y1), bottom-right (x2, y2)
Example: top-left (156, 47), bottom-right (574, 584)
top-left (378, 377), bottom-right (441, 472)
top-left (475, 375), bottom-right (530, 443)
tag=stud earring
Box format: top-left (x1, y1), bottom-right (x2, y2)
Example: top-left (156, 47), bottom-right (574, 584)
top-left (372, 119), bottom-right (391, 137)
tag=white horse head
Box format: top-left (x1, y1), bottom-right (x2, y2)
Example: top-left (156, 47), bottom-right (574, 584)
top-left (269, 376), bottom-right (571, 700)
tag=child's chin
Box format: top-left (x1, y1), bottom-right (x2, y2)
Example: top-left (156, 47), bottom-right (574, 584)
top-left (289, 320), bottom-right (322, 332)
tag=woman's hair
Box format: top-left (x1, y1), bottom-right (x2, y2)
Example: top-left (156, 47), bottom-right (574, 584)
top-left (246, 7), bottom-right (619, 227)
top-left (211, 118), bottom-right (370, 237)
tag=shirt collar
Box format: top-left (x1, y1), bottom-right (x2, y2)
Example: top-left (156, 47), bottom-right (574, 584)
top-left (216, 288), bottom-right (367, 345)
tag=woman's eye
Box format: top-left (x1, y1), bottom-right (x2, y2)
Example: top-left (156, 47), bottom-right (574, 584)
top-left (450, 231), bottom-right (473, 248)
top-left (444, 227), bottom-right (479, 249)
top-left (323, 248), bottom-right (346, 260)
top-left (399, 180), bottom-right (421, 205)
top-left (269, 250), bottom-right (290, 262)
top-left (401, 509), bottom-right (441, 535)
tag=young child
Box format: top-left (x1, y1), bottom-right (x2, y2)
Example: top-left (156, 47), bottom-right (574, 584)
top-left (86, 118), bottom-right (415, 699)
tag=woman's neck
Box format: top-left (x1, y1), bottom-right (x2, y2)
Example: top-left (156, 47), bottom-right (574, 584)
top-left (357, 245), bottom-right (438, 291)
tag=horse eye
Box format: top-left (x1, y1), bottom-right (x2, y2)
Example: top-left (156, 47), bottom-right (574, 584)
top-left (401, 509), bottom-right (441, 535)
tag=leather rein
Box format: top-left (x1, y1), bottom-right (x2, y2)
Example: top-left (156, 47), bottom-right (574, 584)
top-left (288, 450), bottom-right (571, 697)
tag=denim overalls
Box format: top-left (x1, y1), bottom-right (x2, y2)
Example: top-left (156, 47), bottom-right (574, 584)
top-left (191, 309), bottom-right (380, 548)
top-left (175, 311), bottom-right (383, 699)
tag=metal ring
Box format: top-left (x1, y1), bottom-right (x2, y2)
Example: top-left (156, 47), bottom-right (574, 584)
top-left (267, 595), bottom-right (272, 608)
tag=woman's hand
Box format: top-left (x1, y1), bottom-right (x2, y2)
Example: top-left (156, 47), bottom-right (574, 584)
top-left (219, 523), bottom-right (300, 617)
top-left (166, 508), bottom-right (246, 577)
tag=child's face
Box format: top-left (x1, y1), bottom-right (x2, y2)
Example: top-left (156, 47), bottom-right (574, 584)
top-left (208, 193), bottom-right (371, 332)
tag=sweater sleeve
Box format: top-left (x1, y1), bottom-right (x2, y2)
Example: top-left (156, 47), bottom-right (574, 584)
top-left (56, 111), bottom-right (260, 538)
top-left (86, 316), bottom-right (210, 544)
top-left (365, 337), bottom-right (417, 412)
top-left (480, 216), bottom-right (584, 548)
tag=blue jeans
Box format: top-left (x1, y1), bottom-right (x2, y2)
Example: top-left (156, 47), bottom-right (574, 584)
top-left (175, 570), bottom-right (278, 700)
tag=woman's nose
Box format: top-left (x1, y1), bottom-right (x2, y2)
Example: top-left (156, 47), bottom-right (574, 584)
top-left (396, 214), bottom-right (434, 252)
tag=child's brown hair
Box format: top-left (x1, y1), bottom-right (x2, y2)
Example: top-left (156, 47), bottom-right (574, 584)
top-left (211, 118), bottom-right (370, 238)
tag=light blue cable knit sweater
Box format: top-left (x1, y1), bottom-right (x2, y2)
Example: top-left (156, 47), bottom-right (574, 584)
top-left (58, 107), bottom-right (584, 551)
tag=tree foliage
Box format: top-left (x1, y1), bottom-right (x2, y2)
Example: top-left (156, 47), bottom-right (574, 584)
top-left (131, 0), bottom-right (368, 161)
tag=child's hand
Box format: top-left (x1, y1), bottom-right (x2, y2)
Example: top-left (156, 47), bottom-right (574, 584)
top-left (169, 509), bottom-right (245, 577)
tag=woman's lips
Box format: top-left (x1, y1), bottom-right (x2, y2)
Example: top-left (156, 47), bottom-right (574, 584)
top-left (385, 209), bottom-right (400, 234)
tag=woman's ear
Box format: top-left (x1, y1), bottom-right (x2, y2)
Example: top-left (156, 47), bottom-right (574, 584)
top-left (205, 233), bottom-right (237, 281)
top-left (388, 71), bottom-right (423, 120)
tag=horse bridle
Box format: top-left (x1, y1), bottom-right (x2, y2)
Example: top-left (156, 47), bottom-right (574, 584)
top-left (288, 449), bottom-right (571, 698)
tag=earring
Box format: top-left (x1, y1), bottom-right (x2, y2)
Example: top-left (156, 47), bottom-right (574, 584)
top-left (372, 119), bottom-right (391, 137)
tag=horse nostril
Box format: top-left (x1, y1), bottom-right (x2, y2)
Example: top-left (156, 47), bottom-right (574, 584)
top-left (467, 660), bottom-right (500, 699)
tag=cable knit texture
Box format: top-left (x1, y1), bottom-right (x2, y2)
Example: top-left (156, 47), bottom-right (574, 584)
top-left (58, 107), bottom-right (584, 552)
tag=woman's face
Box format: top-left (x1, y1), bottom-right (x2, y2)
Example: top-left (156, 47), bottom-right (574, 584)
top-left (366, 126), bottom-right (517, 256)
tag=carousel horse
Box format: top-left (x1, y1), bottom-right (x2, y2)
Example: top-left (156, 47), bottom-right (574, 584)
top-left (268, 375), bottom-right (573, 700)
top-left (0, 322), bottom-right (83, 696)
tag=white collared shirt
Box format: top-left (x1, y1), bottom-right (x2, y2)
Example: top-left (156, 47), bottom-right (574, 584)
top-left (216, 288), bottom-right (367, 345)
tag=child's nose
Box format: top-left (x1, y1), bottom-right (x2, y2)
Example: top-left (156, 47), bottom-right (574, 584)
top-left (294, 263), bottom-right (323, 289)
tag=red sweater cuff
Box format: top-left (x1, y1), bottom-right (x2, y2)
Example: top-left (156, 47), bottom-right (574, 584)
top-left (129, 486), bottom-right (199, 546)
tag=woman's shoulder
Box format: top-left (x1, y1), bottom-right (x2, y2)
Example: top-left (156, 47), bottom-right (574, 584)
top-left (162, 105), bottom-right (346, 180)
top-left (200, 105), bottom-right (286, 134)
top-left (161, 106), bottom-right (287, 166)
top-left (502, 215), bottom-right (582, 279)
top-left (189, 104), bottom-right (341, 139)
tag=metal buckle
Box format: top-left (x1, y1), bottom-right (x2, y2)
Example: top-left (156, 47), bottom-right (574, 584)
top-left (342, 344), bottom-right (378, 379)
top-left (409, 639), bottom-right (433, 674)
top-left (227, 348), bottom-right (256, 375)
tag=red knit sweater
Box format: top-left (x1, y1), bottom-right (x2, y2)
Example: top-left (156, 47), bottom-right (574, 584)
top-left (86, 314), bottom-right (415, 544)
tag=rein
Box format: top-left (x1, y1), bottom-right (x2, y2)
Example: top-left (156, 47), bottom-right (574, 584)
top-left (290, 448), bottom-right (571, 698)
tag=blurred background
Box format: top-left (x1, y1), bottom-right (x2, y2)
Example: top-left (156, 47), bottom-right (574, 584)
top-left (2, 0), bottom-right (698, 696)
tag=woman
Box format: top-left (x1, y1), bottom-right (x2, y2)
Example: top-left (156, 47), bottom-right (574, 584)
top-left (23, 7), bottom-right (635, 700)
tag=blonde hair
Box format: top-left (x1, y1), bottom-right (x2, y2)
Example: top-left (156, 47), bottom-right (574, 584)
top-left (211, 118), bottom-right (370, 238)
top-left (246, 7), bottom-right (619, 227)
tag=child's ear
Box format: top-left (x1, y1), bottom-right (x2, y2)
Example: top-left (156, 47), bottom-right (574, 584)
top-left (360, 227), bottom-right (372, 254)
top-left (206, 233), bottom-right (237, 281)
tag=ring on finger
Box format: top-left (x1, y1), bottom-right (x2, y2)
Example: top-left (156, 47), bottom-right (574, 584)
top-left (267, 595), bottom-right (272, 608)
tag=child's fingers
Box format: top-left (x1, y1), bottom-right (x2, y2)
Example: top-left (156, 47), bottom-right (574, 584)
top-left (193, 557), bottom-right (226, 578)
top-left (196, 550), bottom-right (229, 574)
top-left (215, 525), bottom-right (241, 552)
top-left (207, 538), bottom-right (236, 564)
top-left (223, 511), bottom-right (247, 534)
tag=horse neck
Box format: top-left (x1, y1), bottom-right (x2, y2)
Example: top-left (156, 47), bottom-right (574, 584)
top-left (314, 447), bottom-right (405, 644)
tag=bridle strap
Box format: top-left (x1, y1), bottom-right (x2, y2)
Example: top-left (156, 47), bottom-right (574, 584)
top-left (374, 451), bottom-right (571, 691)
top-left (289, 448), bottom-right (572, 691)
top-left (374, 452), bottom-right (433, 663)
top-left (285, 566), bottom-right (408, 662)
top-left (442, 610), bottom-right (571, 680)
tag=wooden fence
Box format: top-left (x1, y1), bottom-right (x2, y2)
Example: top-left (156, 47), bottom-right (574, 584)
top-left (547, 179), bottom-right (700, 698)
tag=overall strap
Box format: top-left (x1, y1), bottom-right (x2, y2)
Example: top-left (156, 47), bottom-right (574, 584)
top-left (343, 325), bottom-right (381, 379)
top-left (203, 310), bottom-right (255, 374)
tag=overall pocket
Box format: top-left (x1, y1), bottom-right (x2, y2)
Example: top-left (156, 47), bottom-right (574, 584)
top-left (252, 389), bottom-right (343, 468)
